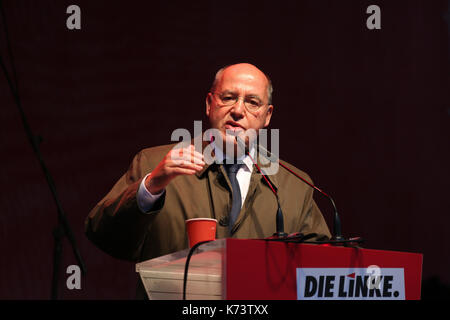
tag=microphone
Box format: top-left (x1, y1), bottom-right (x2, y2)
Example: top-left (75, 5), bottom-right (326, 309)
top-left (234, 136), bottom-right (287, 238)
top-left (280, 162), bottom-right (344, 241)
top-left (255, 143), bottom-right (346, 242)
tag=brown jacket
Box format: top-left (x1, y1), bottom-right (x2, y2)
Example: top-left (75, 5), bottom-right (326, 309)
top-left (85, 142), bottom-right (331, 263)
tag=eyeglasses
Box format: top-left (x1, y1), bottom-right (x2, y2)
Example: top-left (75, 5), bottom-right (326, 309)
top-left (211, 92), bottom-right (267, 113)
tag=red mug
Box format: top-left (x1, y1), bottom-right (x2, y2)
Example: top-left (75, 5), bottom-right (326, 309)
top-left (185, 218), bottom-right (217, 248)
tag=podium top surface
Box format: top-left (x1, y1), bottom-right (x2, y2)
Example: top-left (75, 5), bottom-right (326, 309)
top-left (136, 238), bottom-right (422, 275)
top-left (137, 239), bottom-right (423, 270)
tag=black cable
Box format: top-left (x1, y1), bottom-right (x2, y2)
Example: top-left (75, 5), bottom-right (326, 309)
top-left (182, 240), bottom-right (212, 300)
top-left (264, 233), bottom-right (318, 242)
top-left (281, 239), bottom-right (364, 246)
top-left (303, 237), bottom-right (365, 246)
top-left (181, 235), bottom-right (363, 300)
top-left (264, 234), bottom-right (364, 246)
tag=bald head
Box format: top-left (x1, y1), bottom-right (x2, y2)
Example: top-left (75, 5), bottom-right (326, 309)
top-left (210, 63), bottom-right (273, 104)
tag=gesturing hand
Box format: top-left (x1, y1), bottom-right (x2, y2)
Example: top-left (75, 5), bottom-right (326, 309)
top-left (145, 144), bottom-right (205, 194)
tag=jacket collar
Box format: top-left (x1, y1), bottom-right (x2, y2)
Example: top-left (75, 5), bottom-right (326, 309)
top-left (253, 150), bottom-right (279, 191)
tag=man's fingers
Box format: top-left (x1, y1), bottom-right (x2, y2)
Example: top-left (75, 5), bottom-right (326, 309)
top-left (170, 153), bottom-right (204, 164)
top-left (168, 159), bottom-right (204, 171)
top-left (171, 167), bottom-right (197, 176)
top-left (164, 145), bottom-right (205, 178)
top-left (191, 150), bottom-right (205, 164)
top-left (180, 148), bottom-right (204, 161)
top-left (170, 147), bottom-right (204, 164)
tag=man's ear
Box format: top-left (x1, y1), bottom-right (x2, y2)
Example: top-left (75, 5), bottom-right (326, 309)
top-left (206, 93), bottom-right (212, 117)
top-left (264, 105), bottom-right (274, 127)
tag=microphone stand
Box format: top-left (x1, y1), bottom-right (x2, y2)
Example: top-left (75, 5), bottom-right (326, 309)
top-left (0, 4), bottom-right (86, 299)
top-left (249, 140), bottom-right (364, 245)
top-left (235, 136), bottom-right (288, 238)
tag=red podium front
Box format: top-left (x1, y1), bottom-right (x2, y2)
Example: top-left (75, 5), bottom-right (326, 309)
top-left (224, 239), bottom-right (423, 300)
top-left (136, 238), bottom-right (423, 300)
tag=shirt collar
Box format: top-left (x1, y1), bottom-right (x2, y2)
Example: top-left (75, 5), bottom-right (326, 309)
top-left (212, 140), bottom-right (254, 173)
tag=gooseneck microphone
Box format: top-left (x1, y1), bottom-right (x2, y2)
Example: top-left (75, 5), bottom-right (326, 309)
top-left (277, 161), bottom-right (344, 241)
top-left (236, 135), bottom-right (356, 243)
top-left (247, 150), bottom-right (288, 238)
top-left (255, 142), bottom-right (346, 242)
top-left (234, 136), bottom-right (287, 238)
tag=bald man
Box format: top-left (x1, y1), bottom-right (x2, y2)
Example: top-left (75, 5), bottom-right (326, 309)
top-left (85, 63), bottom-right (331, 298)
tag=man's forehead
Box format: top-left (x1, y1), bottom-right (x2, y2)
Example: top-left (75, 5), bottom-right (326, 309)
top-left (221, 65), bottom-right (267, 83)
top-left (217, 69), bottom-right (268, 95)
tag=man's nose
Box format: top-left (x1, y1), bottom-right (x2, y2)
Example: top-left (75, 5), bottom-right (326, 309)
top-left (230, 98), bottom-right (245, 119)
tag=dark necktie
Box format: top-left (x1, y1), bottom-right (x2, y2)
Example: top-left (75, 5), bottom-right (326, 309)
top-left (224, 164), bottom-right (242, 231)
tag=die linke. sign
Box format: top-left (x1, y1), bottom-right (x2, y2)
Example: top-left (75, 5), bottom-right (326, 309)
top-left (296, 268), bottom-right (405, 300)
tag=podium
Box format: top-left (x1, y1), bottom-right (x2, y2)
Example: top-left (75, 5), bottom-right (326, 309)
top-left (136, 239), bottom-right (423, 300)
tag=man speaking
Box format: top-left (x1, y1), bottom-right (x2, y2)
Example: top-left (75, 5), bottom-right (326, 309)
top-left (85, 63), bottom-right (331, 297)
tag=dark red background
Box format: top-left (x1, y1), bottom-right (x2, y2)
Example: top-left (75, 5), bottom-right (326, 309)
top-left (0, 0), bottom-right (448, 299)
